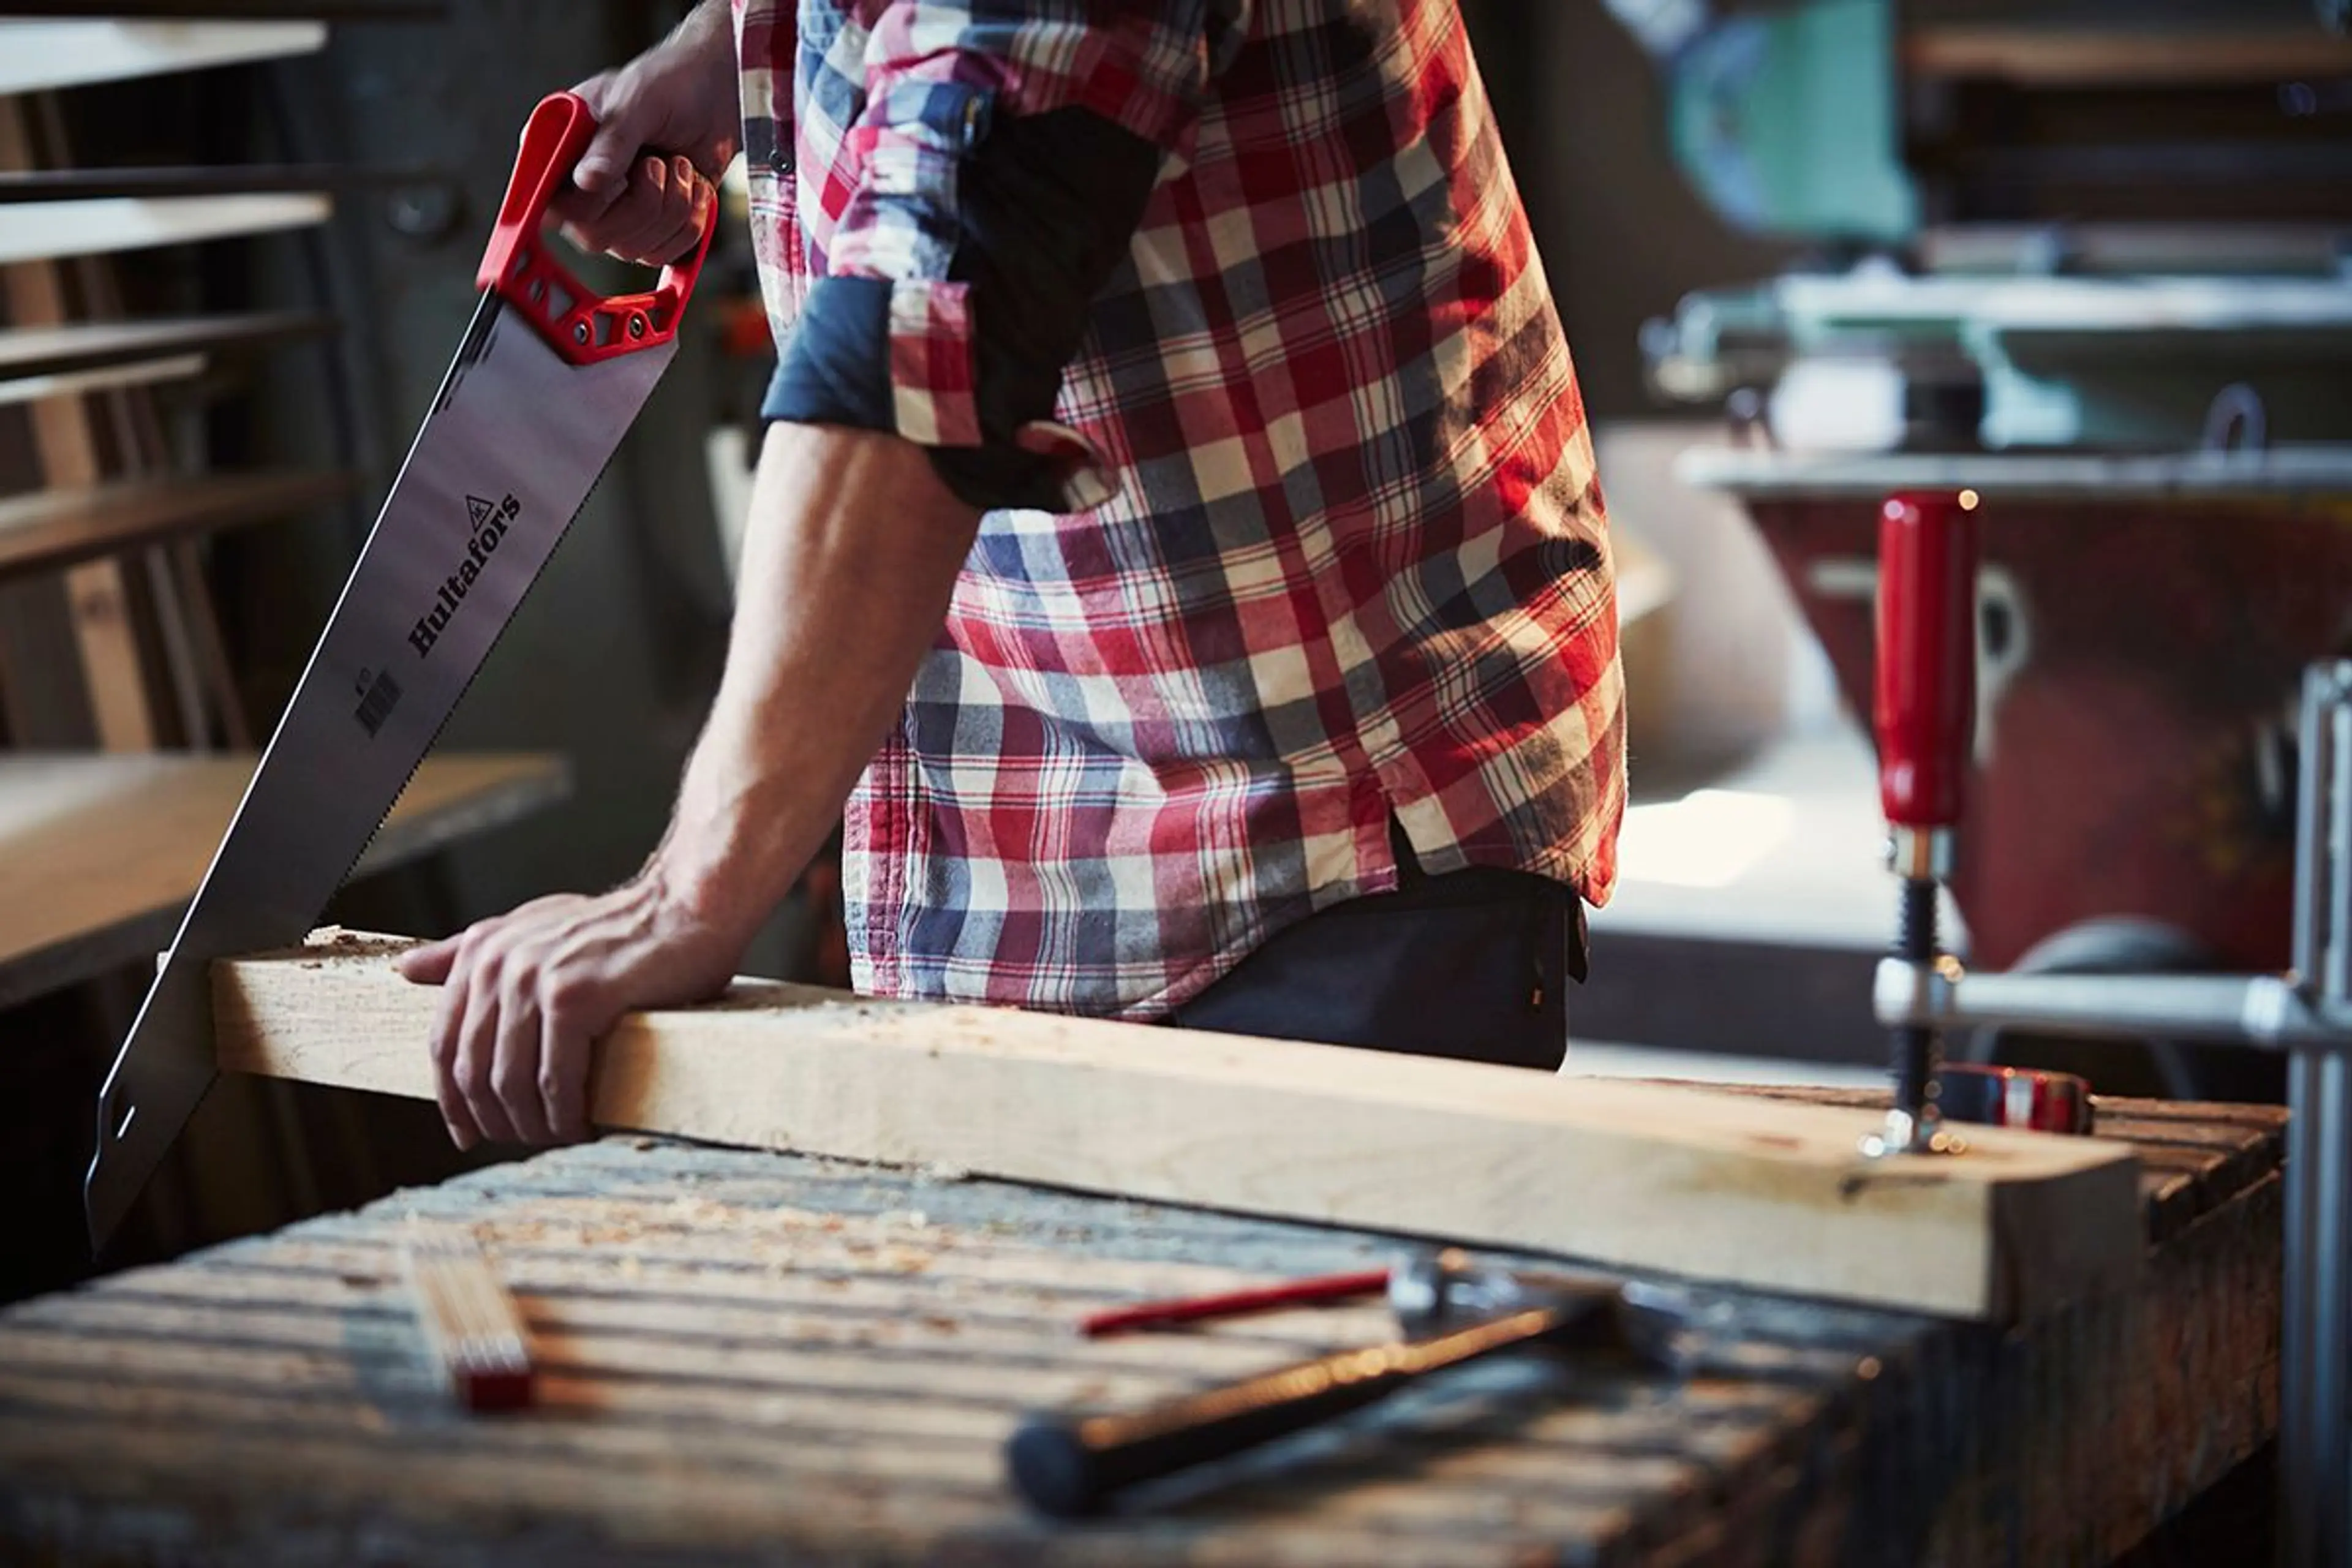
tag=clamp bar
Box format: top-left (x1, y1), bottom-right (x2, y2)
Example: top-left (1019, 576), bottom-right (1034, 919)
top-left (2283, 664), bottom-right (2352, 1568)
top-left (1872, 963), bottom-right (2352, 1050)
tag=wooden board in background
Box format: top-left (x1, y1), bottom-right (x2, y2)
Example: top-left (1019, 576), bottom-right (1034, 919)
top-left (0, 312), bottom-right (332, 383)
top-left (0, 753), bottom-right (570, 1011)
top-left (214, 930), bottom-right (2146, 1324)
top-left (0, 19), bottom-right (325, 94)
top-left (0, 470), bottom-right (352, 583)
top-left (0, 352), bottom-right (207, 407)
top-left (0, 194), bottom-right (328, 266)
top-left (0, 96), bottom-right (159, 752)
top-left (1905, 24), bottom-right (2352, 85)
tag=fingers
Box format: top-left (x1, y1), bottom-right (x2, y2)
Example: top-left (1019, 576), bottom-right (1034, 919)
top-left (555, 154), bottom-right (709, 268)
top-left (396, 936), bottom-right (459, 986)
top-left (492, 960), bottom-right (556, 1146)
top-left (570, 111), bottom-right (642, 203)
top-left (423, 916), bottom-right (608, 1151)
top-left (636, 156), bottom-right (708, 265)
top-left (426, 944), bottom-right (483, 1152)
top-left (540, 988), bottom-right (596, 1144)
top-left (452, 954), bottom-right (523, 1147)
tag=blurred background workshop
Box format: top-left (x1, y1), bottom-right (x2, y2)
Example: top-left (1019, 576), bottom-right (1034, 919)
top-left (0, 1), bottom-right (2349, 1564)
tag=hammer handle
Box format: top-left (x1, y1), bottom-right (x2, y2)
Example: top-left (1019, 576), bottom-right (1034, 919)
top-left (1007, 1303), bottom-right (1580, 1517)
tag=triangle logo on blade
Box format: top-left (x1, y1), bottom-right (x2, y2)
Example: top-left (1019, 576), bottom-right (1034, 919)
top-left (466, 494), bottom-right (496, 531)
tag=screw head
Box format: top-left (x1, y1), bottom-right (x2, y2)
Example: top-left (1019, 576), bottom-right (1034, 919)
top-left (628, 315), bottom-right (646, 339)
top-left (573, 322), bottom-right (591, 345)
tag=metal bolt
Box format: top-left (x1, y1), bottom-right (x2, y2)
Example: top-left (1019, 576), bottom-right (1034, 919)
top-left (628, 315), bottom-right (646, 339)
top-left (573, 322), bottom-right (591, 345)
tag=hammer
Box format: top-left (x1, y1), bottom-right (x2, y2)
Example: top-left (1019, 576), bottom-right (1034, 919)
top-left (1005, 1251), bottom-right (1690, 1518)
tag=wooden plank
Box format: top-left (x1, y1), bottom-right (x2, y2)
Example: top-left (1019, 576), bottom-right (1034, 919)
top-left (53, 560), bottom-right (153, 748)
top-left (0, 96), bottom-right (160, 752)
top-left (0, 311), bottom-right (331, 382)
top-left (0, 166), bottom-right (442, 203)
top-left (213, 931), bottom-right (2144, 1324)
top-left (0, 352), bottom-right (206, 406)
top-left (1905, 25), bottom-right (2352, 85)
top-left (0, 20), bottom-right (325, 94)
top-left (61, 246), bottom-right (271, 747)
top-left (0, 0), bottom-right (442, 15)
top-left (0, 469), bottom-right (352, 583)
top-left (0, 194), bottom-right (327, 266)
top-left (0, 753), bottom-right (569, 1011)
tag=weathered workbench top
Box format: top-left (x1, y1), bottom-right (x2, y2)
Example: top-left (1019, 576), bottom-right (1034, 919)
top-left (0, 1091), bottom-right (2283, 1567)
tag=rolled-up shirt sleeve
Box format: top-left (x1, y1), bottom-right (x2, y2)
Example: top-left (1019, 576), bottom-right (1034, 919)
top-left (761, 1), bottom-right (1245, 513)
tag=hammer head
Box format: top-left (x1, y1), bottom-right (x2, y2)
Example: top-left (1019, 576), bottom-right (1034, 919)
top-left (1387, 1250), bottom-right (1693, 1375)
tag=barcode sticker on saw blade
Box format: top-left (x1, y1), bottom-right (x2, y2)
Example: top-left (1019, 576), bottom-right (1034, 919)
top-left (355, 669), bottom-right (403, 737)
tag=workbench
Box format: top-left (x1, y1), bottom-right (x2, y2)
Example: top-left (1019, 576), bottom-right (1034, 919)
top-left (0, 750), bottom-right (568, 1012)
top-left (0, 1082), bottom-right (2279, 1567)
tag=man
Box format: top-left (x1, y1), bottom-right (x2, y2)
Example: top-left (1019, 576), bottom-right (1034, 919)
top-left (399, 0), bottom-right (1626, 1152)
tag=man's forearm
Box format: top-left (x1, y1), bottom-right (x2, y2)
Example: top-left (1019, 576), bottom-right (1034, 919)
top-left (646, 421), bottom-right (982, 948)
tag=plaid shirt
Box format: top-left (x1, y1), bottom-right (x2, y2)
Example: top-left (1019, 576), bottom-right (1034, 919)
top-left (733, 0), bottom-right (1626, 1019)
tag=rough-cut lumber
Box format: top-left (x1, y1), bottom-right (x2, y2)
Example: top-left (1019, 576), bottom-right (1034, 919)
top-left (0, 756), bottom-right (568, 1011)
top-left (214, 930), bottom-right (2145, 1324)
top-left (0, 469), bottom-right (352, 583)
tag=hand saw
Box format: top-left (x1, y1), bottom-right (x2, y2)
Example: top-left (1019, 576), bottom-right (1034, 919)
top-left (82, 91), bottom-right (714, 1251)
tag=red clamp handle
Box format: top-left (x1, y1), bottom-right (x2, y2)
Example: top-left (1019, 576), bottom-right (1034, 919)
top-left (1874, 489), bottom-right (1981, 832)
top-left (475, 91), bottom-right (713, 365)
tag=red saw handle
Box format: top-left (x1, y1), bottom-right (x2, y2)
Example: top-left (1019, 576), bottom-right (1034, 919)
top-left (1874, 489), bottom-right (1981, 833)
top-left (475, 91), bottom-right (712, 365)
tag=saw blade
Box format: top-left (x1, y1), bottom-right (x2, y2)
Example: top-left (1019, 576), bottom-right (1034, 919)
top-left (83, 287), bottom-right (674, 1250)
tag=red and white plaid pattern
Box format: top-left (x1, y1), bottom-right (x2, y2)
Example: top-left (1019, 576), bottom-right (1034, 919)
top-left (886, 279), bottom-right (981, 445)
top-left (734, 0), bottom-right (1627, 1019)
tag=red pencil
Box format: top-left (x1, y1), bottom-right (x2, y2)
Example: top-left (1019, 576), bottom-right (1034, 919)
top-left (1080, 1267), bottom-right (1392, 1337)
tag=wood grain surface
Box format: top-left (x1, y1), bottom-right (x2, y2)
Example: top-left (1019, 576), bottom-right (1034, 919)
top-left (0, 193), bottom-right (328, 266)
top-left (0, 97), bottom-right (157, 752)
top-left (0, 1097), bottom-right (2283, 1567)
top-left (0, 18), bottom-right (325, 96)
top-left (0, 753), bottom-right (568, 1010)
top-left (0, 311), bottom-right (332, 383)
top-left (1904, 24), bottom-right (2352, 85)
top-left (213, 933), bottom-right (2147, 1324)
top-left (0, 470), bottom-right (351, 583)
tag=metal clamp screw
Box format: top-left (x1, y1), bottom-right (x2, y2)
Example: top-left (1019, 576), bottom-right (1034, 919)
top-left (1860, 1106), bottom-right (1968, 1159)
